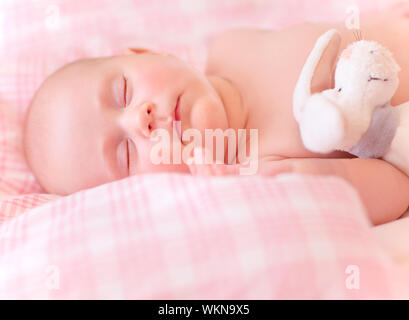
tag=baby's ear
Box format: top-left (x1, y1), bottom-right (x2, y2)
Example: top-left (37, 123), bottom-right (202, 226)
top-left (124, 47), bottom-right (174, 57)
top-left (124, 47), bottom-right (155, 55)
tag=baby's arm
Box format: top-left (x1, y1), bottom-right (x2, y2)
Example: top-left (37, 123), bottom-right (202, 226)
top-left (259, 157), bottom-right (409, 225)
top-left (187, 151), bottom-right (409, 225)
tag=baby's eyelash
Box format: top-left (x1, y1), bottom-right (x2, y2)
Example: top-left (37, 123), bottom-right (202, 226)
top-left (123, 76), bottom-right (128, 107)
top-left (126, 139), bottom-right (130, 172)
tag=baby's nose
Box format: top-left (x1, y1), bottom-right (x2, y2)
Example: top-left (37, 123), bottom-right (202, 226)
top-left (137, 102), bottom-right (154, 137)
top-left (121, 101), bottom-right (154, 138)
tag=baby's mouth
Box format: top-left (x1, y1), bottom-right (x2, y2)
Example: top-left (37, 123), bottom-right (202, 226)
top-left (174, 95), bottom-right (182, 141)
top-left (174, 95), bottom-right (181, 121)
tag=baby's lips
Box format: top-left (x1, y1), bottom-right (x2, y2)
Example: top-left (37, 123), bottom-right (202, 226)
top-left (174, 95), bottom-right (182, 121)
top-left (173, 120), bottom-right (182, 141)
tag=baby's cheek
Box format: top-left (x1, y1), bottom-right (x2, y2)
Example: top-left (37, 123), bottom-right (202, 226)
top-left (141, 63), bottom-right (183, 92)
top-left (190, 97), bottom-right (228, 133)
top-left (135, 74), bottom-right (159, 97)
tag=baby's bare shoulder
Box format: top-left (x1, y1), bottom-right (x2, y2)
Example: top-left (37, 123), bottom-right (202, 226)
top-left (208, 27), bottom-right (269, 48)
top-left (205, 28), bottom-right (273, 74)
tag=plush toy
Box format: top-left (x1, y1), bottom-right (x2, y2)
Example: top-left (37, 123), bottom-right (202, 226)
top-left (293, 28), bottom-right (409, 176)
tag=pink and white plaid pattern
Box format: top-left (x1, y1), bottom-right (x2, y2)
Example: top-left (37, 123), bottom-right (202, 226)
top-left (0, 0), bottom-right (400, 219)
top-left (1, 0), bottom-right (408, 299)
top-left (2, 173), bottom-right (409, 299)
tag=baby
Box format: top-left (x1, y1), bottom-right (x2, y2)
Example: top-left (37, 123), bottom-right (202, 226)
top-left (24, 5), bottom-right (409, 225)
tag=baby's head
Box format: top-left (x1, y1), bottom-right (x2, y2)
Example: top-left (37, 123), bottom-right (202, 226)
top-left (24, 49), bottom-right (230, 195)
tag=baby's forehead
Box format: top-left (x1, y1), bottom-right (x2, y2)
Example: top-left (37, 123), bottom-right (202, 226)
top-left (48, 57), bottom-right (106, 84)
top-left (27, 58), bottom-right (104, 130)
top-left (32, 57), bottom-right (115, 114)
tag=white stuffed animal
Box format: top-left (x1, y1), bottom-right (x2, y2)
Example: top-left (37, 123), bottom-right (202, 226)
top-left (293, 28), bottom-right (409, 176)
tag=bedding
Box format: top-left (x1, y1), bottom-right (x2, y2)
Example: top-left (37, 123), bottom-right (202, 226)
top-left (1, 0), bottom-right (408, 299)
top-left (2, 172), bottom-right (409, 299)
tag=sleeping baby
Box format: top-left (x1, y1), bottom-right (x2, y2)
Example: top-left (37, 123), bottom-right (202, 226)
top-left (24, 5), bottom-right (409, 225)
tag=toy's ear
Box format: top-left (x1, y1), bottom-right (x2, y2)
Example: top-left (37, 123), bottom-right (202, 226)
top-left (310, 31), bottom-right (341, 93)
top-left (293, 29), bottom-right (341, 123)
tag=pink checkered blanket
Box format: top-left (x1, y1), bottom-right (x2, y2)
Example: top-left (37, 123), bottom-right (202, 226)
top-left (1, 0), bottom-right (409, 299)
top-left (2, 172), bottom-right (409, 299)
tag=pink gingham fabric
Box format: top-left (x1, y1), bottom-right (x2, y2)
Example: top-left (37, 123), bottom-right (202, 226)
top-left (2, 173), bottom-right (409, 299)
top-left (1, 0), bottom-right (409, 299)
top-left (0, 0), bottom-right (401, 219)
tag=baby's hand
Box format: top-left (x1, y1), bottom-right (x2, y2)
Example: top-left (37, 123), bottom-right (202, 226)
top-left (188, 162), bottom-right (241, 176)
top-left (187, 147), bottom-right (241, 176)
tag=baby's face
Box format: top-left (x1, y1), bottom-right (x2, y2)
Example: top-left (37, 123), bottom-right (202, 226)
top-left (24, 52), bottom-right (229, 194)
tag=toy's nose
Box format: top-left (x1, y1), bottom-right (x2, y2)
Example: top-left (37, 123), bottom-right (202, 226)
top-left (340, 46), bottom-right (353, 60)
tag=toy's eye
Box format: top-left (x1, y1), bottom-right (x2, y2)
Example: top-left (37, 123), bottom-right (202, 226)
top-left (370, 50), bottom-right (374, 54)
top-left (338, 88), bottom-right (342, 92)
top-left (368, 75), bottom-right (388, 82)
